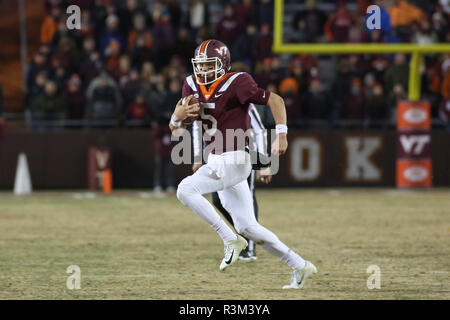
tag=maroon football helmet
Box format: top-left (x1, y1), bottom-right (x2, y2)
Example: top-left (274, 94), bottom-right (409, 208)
top-left (192, 39), bottom-right (231, 85)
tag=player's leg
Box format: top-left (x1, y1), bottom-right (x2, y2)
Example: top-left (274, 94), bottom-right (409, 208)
top-left (177, 151), bottom-right (252, 270)
top-left (213, 188), bottom-right (254, 261)
top-left (211, 192), bottom-right (234, 226)
top-left (177, 165), bottom-right (237, 243)
top-left (218, 180), bottom-right (317, 288)
top-left (239, 170), bottom-right (258, 260)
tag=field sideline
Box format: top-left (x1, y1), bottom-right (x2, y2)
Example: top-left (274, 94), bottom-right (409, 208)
top-left (0, 188), bottom-right (449, 300)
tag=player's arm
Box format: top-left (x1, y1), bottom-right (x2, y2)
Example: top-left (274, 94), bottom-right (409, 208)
top-left (235, 73), bottom-right (288, 156)
top-left (169, 95), bottom-right (200, 133)
top-left (267, 92), bottom-right (288, 155)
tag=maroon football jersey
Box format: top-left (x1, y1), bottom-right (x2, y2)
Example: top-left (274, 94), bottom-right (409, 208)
top-left (182, 72), bottom-right (270, 154)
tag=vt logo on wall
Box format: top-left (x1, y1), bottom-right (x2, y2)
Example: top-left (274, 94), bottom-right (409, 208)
top-left (396, 101), bottom-right (432, 188)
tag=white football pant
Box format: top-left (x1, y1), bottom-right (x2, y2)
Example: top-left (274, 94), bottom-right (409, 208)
top-left (177, 150), bottom-right (305, 270)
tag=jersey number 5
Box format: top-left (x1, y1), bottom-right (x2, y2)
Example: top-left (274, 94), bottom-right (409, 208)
top-left (200, 102), bottom-right (217, 136)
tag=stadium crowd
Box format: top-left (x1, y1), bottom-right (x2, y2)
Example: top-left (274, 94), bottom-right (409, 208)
top-left (26, 0), bottom-right (450, 130)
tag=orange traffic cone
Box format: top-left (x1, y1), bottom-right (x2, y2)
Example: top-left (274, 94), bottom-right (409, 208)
top-left (103, 169), bottom-right (113, 195)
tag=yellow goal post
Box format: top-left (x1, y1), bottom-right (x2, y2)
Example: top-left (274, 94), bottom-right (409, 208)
top-left (273, 0), bottom-right (450, 101)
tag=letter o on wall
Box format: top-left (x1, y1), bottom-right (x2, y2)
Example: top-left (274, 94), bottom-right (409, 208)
top-left (290, 138), bottom-right (321, 181)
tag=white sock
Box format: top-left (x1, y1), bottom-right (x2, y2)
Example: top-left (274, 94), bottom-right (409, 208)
top-left (240, 224), bottom-right (306, 269)
top-left (281, 249), bottom-right (306, 270)
top-left (211, 220), bottom-right (238, 243)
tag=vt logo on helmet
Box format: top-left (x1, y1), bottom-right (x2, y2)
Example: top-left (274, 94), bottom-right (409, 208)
top-left (192, 39), bottom-right (231, 85)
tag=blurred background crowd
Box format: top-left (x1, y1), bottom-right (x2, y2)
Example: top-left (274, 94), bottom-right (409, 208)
top-left (25, 0), bottom-right (450, 130)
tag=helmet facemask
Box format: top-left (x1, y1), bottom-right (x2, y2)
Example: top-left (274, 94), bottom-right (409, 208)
top-left (191, 54), bottom-right (226, 85)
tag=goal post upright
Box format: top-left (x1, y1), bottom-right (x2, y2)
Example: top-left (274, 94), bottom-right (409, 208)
top-left (272, 0), bottom-right (450, 101)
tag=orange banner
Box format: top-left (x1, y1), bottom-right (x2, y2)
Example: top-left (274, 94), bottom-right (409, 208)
top-left (397, 100), bottom-right (431, 130)
top-left (396, 160), bottom-right (432, 188)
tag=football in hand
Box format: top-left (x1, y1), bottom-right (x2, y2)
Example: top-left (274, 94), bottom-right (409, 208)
top-left (182, 96), bottom-right (201, 125)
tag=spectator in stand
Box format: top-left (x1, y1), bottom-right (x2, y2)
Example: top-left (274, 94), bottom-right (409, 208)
top-left (253, 23), bottom-right (273, 61)
top-left (80, 36), bottom-right (97, 63)
top-left (78, 9), bottom-right (95, 38)
top-left (332, 57), bottom-right (359, 103)
top-left (143, 73), bottom-right (167, 121)
top-left (53, 66), bottom-right (69, 93)
top-left (292, 0), bottom-right (327, 43)
top-left (117, 55), bottom-right (132, 88)
top-left (172, 28), bottom-right (197, 65)
top-left (79, 51), bottom-right (103, 88)
top-left (439, 64), bottom-right (450, 126)
top-left (140, 61), bottom-right (156, 83)
top-left (278, 78), bottom-right (301, 127)
top-left (152, 78), bottom-right (179, 196)
top-left (289, 54), bottom-right (319, 92)
top-left (339, 77), bottom-right (366, 120)
top-left (89, 0), bottom-right (108, 39)
top-left (186, 0), bottom-right (210, 40)
top-left (421, 58), bottom-right (444, 117)
top-left (104, 40), bottom-right (122, 78)
top-left (100, 14), bottom-right (126, 56)
top-left (255, 0), bottom-right (274, 27)
top-left (165, 0), bottom-right (182, 31)
top-left (389, 0), bottom-right (426, 41)
top-left (40, 6), bottom-right (61, 44)
top-left (431, 4), bottom-right (448, 42)
top-left (302, 78), bottom-right (333, 123)
top-left (27, 71), bottom-right (49, 108)
top-left (324, 1), bottom-right (359, 43)
top-left (130, 34), bottom-right (155, 70)
top-left (289, 54), bottom-right (319, 78)
top-left (26, 51), bottom-right (49, 95)
top-left (117, 0), bottom-right (142, 38)
top-left (388, 0), bottom-right (426, 29)
top-left (254, 58), bottom-right (274, 90)
top-left (439, 58), bottom-right (450, 124)
top-left (384, 53), bottom-right (409, 98)
top-left (86, 72), bottom-right (122, 123)
top-left (63, 74), bottom-right (86, 120)
top-left (152, 6), bottom-right (175, 71)
top-left (124, 94), bottom-right (152, 127)
top-left (388, 84), bottom-right (408, 123)
top-left (412, 20), bottom-right (439, 44)
top-left (128, 13), bottom-right (153, 52)
top-left (121, 68), bottom-right (142, 110)
top-left (232, 24), bottom-right (258, 68)
top-left (234, 0), bottom-right (257, 27)
top-left (365, 82), bottom-right (389, 126)
top-left (31, 80), bottom-right (66, 120)
top-left (253, 57), bottom-right (282, 88)
top-left (215, 5), bottom-right (242, 47)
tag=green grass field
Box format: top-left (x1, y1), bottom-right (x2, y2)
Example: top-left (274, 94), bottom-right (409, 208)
top-left (0, 188), bottom-right (449, 300)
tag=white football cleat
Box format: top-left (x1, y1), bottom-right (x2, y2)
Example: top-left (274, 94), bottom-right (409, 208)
top-left (282, 261), bottom-right (317, 289)
top-left (219, 235), bottom-right (248, 271)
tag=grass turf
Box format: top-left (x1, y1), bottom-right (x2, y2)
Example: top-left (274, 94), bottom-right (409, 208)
top-left (0, 188), bottom-right (449, 299)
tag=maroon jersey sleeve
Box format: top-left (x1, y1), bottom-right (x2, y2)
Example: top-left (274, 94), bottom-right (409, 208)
top-left (233, 73), bottom-right (270, 106)
top-left (182, 77), bottom-right (194, 98)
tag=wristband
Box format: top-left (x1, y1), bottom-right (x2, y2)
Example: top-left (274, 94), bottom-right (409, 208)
top-left (275, 124), bottom-right (288, 135)
top-left (170, 114), bottom-right (182, 127)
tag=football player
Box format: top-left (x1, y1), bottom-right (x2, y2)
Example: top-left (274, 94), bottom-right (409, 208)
top-left (192, 104), bottom-right (270, 261)
top-left (169, 39), bottom-right (317, 289)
